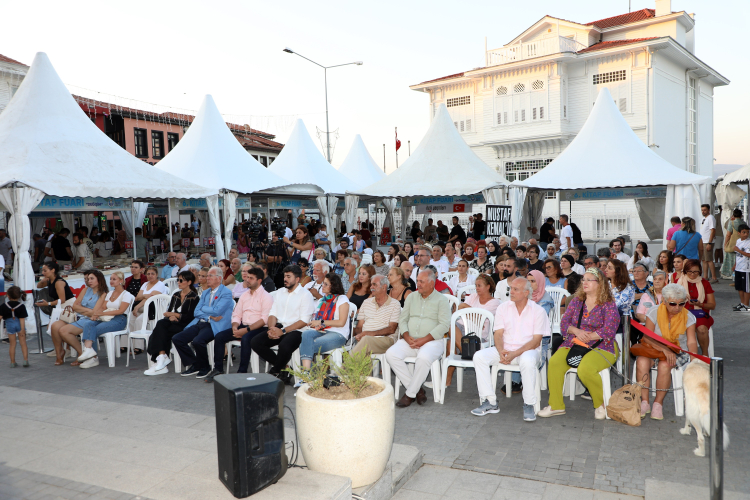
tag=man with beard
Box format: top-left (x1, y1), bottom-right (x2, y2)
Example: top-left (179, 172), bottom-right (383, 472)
top-left (250, 265), bottom-right (315, 384)
top-left (493, 257), bottom-right (523, 304)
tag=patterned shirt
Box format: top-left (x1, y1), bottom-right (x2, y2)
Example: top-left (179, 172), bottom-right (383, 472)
top-left (610, 282), bottom-right (635, 315)
top-left (470, 258), bottom-right (493, 274)
top-left (631, 281), bottom-right (652, 308)
top-left (559, 297), bottom-right (620, 355)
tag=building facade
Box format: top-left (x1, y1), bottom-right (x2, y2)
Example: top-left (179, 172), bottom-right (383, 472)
top-left (410, 0), bottom-right (728, 240)
top-left (0, 53), bottom-right (28, 114)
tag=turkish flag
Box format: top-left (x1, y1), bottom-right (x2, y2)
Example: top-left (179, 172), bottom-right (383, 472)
top-left (453, 204), bottom-right (465, 213)
top-left (395, 130), bottom-right (401, 151)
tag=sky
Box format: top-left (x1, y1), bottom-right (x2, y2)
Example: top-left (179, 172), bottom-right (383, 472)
top-left (1, 0), bottom-right (748, 174)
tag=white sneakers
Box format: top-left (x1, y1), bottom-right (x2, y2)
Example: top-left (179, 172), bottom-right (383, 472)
top-left (80, 357), bottom-right (99, 369)
top-left (78, 347), bottom-right (97, 362)
top-left (144, 354), bottom-right (171, 376)
top-left (537, 406), bottom-right (566, 418)
top-left (594, 405), bottom-right (607, 420)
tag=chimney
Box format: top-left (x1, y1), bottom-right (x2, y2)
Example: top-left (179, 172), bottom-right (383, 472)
top-left (655, 0), bottom-right (671, 17)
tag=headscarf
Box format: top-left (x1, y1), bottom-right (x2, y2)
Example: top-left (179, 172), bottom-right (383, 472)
top-left (656, 302), bottom-right (688, 344)
top-left (528, 270), bottom-right (546, 302)
top-left (677, 273), bottom-right (705, 303)
top-left (487, 240), bottom-right (501, 257)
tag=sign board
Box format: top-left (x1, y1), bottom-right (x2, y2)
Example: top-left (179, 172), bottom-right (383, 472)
top-left (171, 197), bottom-right (252, 210)
top-left (411, 194), bottom-right (485, 205)
top-left (193, 238), bottom-right (200, 247)
top-left (415, 203), bottom-right (471, 214)
top-left (561, 187), bottom-right (667, 202)
top-left (485, 205), bottom-right (512, 239)
top-left (123, 241), bottom-right (134, 249)
top-left (203, 237), bottom-right (216, 246)
top-left (380, 227), bottom-right (392, 245)
top-left (182, 238), bottom-right (190, 248)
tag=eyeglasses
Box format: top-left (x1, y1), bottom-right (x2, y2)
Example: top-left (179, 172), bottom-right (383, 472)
top-left (667, 301), bottom-right (687, 307)
top-left (583, 278), bottom-right (599, 283)
top-left (686, 270), bottom-right (701, 275)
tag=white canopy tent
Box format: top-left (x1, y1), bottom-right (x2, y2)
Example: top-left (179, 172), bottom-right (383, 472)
top-left (0, 52), bottom-right (214, 328)
top-left (509, 87), bottom-right (711, 243)
top-left (336, 134), bottom-right (386, 233)
top-left (155, 95), bottom-right (291, 258)
top-left (265, 119), bottom-right (359, 235)
top-left (349, 103), bottom-right (510, 240)
top-left (719, 163), bottom-right (750, 224)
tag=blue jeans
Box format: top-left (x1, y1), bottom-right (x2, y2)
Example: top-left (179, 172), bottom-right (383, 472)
top-left (77, 315), bottom-right (127, 352)
top-left (5, 318), bottom-right (21, 334)
top-left (299, 329), bottom-right (346, 361)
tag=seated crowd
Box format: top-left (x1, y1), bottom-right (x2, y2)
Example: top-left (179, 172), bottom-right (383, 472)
top-left (35, 210), bottom-right (737, 425)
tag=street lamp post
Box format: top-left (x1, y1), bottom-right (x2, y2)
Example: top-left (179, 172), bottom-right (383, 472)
top-left (283, 47), bottom-right (362, 163)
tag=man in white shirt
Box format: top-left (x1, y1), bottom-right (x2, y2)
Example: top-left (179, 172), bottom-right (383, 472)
top-left (170, 253), bottom-right (190, 278)
top-left (332, 238), bottom-right (350, 254)
top-left (494, 258), bottom-right (522, 303)
top-left (608, 239), bottom-right (629, 263)
top-left (471, 278), bottom-right (548, 421)
top-left (430, 245), bottom-right (449, 275)
top-left (558, 215), bottom-right (573, 253)
top-left (700, 204), bottom-right (717, 283)
top-left (250, 264), bottom-right (315, 383)
top-left (341, 257), bottom-right (358, 293)
top-left (411, 246), bottom-right (441, 282)
top-left (71, 233), bottom-right (93, 271)
top-left (305, 259), bottom-right (329, 300)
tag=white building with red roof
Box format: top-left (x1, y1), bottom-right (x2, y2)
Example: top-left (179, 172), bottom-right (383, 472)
top-left (410, 0), bottom-right (728, 240)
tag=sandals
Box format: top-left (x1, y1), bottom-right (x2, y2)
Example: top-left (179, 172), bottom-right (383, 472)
top-left (70, 360), bottom-right (83, 367)
top-left (133, 349), bottom-right (143, 355)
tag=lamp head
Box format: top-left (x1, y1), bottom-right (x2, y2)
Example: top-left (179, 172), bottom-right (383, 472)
top-left (283, 47), bottom-right (294, 54)
top-left (356, 61), bottom-right (363, 65)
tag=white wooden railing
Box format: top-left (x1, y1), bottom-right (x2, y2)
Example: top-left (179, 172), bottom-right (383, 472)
top-left (486, 36), bottom-right (586, 66)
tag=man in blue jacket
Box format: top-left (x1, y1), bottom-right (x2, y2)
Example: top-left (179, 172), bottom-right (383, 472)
top-left (172, 266), bottom-right (234, 378)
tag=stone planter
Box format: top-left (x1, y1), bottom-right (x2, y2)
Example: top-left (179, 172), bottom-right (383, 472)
top-left (296, 377), bottom-right (395, 488)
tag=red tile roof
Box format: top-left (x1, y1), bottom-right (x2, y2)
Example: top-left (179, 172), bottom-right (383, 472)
top-left (586, 9), bottom-right (655, 29)
top-left (577, 37), bottom-right (659, 54)
top-left (0, 53), bottom-right (27, 66)
top-left (417, 72), bottom-right (465, 85)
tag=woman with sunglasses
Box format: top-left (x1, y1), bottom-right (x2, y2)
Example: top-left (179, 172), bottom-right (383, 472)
top-left (544, 259), bottom-right (566, 289)
top-left (539, 268), bottom-right (620, 420)
top-left (298, 258), bottom-right (312, 288)
top-left (633, 284), bottom-right (698, 419)
top-left (676, 259), bottom-right (715, 355)
top-left (145, 271), bottom-right (200, 375)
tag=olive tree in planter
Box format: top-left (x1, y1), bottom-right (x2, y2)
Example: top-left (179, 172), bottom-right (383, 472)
top-left (288, 350), bottom-right (395, 488)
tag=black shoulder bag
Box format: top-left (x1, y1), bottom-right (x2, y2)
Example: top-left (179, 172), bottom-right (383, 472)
top-left (566, 304), bottom-right (602, 367)
top-left (461, 332), bottom-right (482, 360)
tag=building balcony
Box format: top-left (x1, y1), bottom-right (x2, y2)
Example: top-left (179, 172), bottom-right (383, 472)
top-left (486, 36), bottom-right (586, 66)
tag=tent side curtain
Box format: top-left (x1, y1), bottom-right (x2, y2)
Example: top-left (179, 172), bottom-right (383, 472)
top-left (382, 198), bottom-right (397, 237)
top-left (0, 185), bottom-right (45, 333)
top-left (715, 183), bottom-right (747, 233)
top-left (400, 198), bottom-right (411, 242)
top-left (344, 195), bottom-right (359, 235)
top-left (634, 198), bottom-right (666, 240)
top-left (207, 194), bottom-right (225, 260)
top-left (119, 203), bottom-right (148, 242)
top-left (223, 191), bottom-right (238, 258)
top-left (482, 187), bottom-right (506, 206)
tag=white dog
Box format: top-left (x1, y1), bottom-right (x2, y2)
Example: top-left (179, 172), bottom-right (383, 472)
top-left (679, 359), bottom-right (729, 456)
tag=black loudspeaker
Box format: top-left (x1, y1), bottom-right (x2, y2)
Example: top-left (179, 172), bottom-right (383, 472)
top-left (214, 373), bottom-right (287, 498)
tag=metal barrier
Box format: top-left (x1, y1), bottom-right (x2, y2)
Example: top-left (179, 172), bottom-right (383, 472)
top-left (31, 289), bottom-right (52, 354)
top-left (620, 314), bottom-right (630, 387)
top-left (710, 357), bottom-right (724, 500)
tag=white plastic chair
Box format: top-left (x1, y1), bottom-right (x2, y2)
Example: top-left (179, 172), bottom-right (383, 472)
top-left (491, 360), bottom-right (543, 415)
top-left (163, 278), bottom-right (178, 294)
top-left (708, 327), bottom-right (714, 358)
top-left (563, 367), bottom-right (612, 419)
top-left (632, 357), bottom-right (685, 417)
top-left (291, 303), bottom-right (358, 371)
top-left (441, 271), bottom-right (457, 284)
top-left (99, 303), bottom-right (135, 368)
top-left (546, 287), bottom-right (570, 334)
top-left (439, 308), bottom-right (494, 404)
top-left (467, 268), bottom-right (479, 277)
top-left (126, 294), bottom-right (171, 367)
top-left (444, 295), bottom-right (460, 314)
top-left (457, 285), bottom-right (476, 302)
top-left (371, 351), bottom-right (392, 389)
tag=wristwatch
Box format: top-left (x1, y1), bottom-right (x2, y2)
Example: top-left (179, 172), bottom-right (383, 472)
top-left (281, 327), bottom-right (287, 334)
top-left (321, 320), bottom-right (325, 327)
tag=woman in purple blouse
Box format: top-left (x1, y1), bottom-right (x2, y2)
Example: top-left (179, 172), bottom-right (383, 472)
top-left (538, 267), bottom-right (620, 420)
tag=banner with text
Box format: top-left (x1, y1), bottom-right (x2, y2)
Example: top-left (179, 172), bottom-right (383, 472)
top-left (560, 187), bottom-right (667, 202)
top-left (415, 203), bottom-right (471, 214)
top-left (486, 205), bottom-right (512, 239)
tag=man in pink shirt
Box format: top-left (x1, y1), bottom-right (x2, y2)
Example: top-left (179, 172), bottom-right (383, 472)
top-left (471, 278), bottom-right (549, 422)
top-left (666, 216), bottom-right (682, 241)
top-left (205, 266), bottom-right (273, 381)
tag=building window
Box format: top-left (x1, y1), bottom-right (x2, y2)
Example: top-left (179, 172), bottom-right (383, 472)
top-left (252, 154), bottom-right (259, 161)
top-left (167, 132), bottom-right (179, 152)
top-left (268, 156), bottom-right (275, 165)
top-left (152, 131), bottom-right (164, 159)
top-left (259, 156), bottom-right (268, 167)
top-left (504, 159), bottom-right (555, 198)
top-left (495, 78), bottom-right (547, 126)
top-left (134, 128), bottom-right (148, 158)
top-left (447, 95), bottom-right (474, 133)
top-left (592, 70), bottom-right (626, 85)
top-left (688, 78), bottom-right (697, 173)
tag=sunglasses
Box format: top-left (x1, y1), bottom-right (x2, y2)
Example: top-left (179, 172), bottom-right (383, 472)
top-left (178, 279), bottom-right (187, 283)
top-left (667, 301), bottom-right (687, 307)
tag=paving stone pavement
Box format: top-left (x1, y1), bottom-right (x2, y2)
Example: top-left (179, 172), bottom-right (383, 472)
top-left (1, 281), bottom-right (747, 498)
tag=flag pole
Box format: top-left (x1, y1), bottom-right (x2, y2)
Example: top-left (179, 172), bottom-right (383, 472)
top-left (383, 144), bottom-right (386, 172)
top-left (395, 127), bottom-right (399, 169)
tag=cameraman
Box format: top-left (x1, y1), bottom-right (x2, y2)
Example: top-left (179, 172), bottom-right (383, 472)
top-left (265, 231), bottom-right (288, 289)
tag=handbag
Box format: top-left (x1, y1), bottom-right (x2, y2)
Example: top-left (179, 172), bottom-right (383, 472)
top-left (58, 298), bottom-right (77, 324)
top-left (97, 308), bottom-right (120, 322)
top-left (606, 384), bottom-right (642, 426)
top-left (565, 306), bottom-right (602, 367)
top-left (460, 332), bottom-right (481, 360)
top-left (688, 308), bottom-right (707, 319)
top-left (630, 342), bottom-right (666, 361)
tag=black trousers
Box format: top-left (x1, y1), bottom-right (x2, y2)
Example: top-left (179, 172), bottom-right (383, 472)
top-left (212, 325), bottom-right (268, 373)
top-left (147, 319), bottom-right (186, 362)
top-left (250, 329), bottom-right (303, 374)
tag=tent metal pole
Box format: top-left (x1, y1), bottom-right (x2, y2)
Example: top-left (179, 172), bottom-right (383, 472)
top-left (168, 198), bottom-right (173, 252)
top-left (131, 198), bottom-right (137, 260)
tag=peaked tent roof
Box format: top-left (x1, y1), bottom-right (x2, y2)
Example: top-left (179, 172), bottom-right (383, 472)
top-left (0, 52), bottom-right (215, 199)
top-left (720, 163), bottom-right (750, 186)
top-left (155, 95), bottom-right (290, 194)
top-left (264, 119), bottom-right (356, 196)
top-left (336, 135), bottom-right (385, 189)
top-left (350, 104), bottom-right (509, 198)
top-left (512, 87), bottom-right (711, 190)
